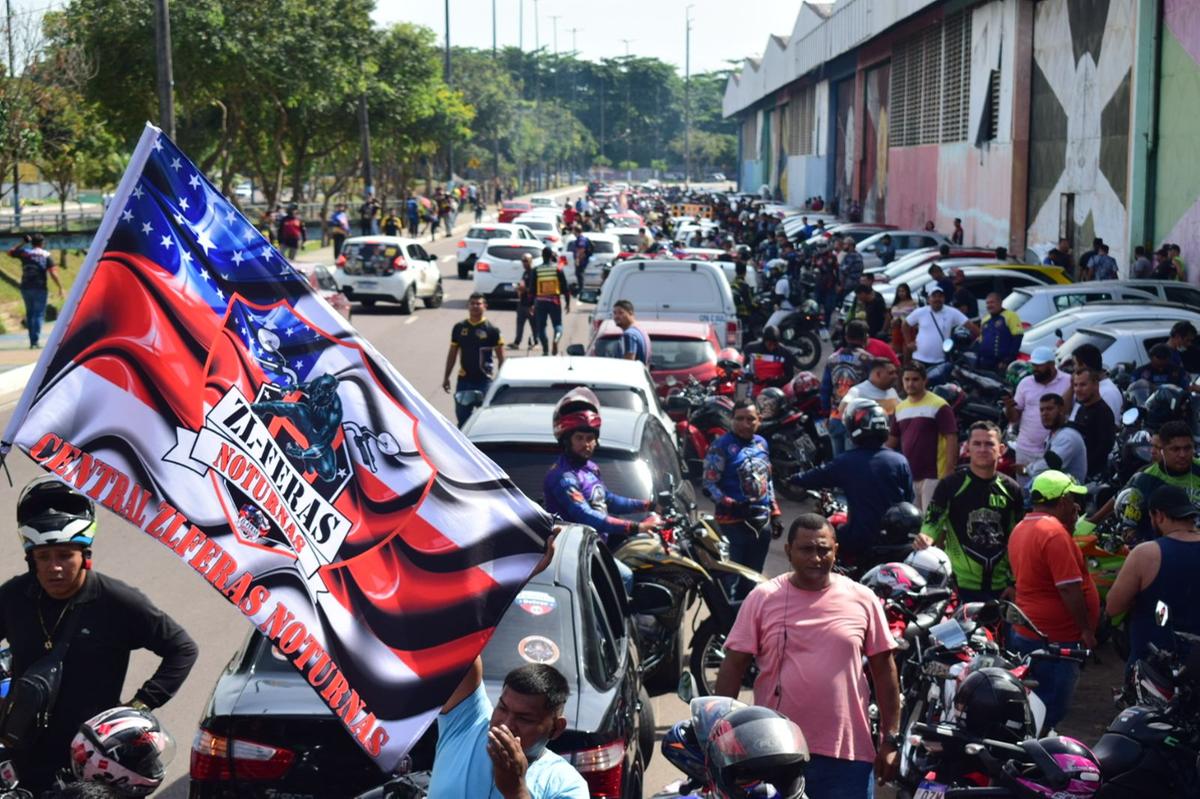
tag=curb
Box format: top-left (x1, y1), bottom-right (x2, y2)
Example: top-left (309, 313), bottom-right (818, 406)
top-left (0, 362), bottom-right (35, 400)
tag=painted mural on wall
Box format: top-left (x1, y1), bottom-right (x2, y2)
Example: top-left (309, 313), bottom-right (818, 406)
top-left (862, 65), bottom-right (890, 223)
top-left (1155, 0), bottom-right (1200, 278)
top-left (833, 77), bottom-right (856, 215)
top-left (1026, 0), bottom-right (1135, 265)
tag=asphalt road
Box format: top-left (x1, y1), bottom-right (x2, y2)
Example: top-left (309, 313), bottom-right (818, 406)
top-left (0, 184), bottom-right (1124, 798)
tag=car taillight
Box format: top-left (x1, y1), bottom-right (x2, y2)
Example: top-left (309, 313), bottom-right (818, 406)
top-left (548, 234), bottom-right (560, 242)
top-left (565, 740), bottom-right (625, 798)
top-left (477, 261), bottom-right (491, 272)
top-left (725, 320), bottom-right (738, 346)
top-left (336, 254), bottom-right (346, 267)
top-left (190, 728), bottom-right (296, 781)
top-left (558, 255), bottom-right (568, 267)
top-left (1021, 321), bottom-right (1031, 329)
top-left (457, 240), bottom-right (466, 247)
top-left (392, 256), bottom-right (408, 272)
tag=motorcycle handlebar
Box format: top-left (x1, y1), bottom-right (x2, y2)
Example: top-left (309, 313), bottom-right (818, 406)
top-left (1027, 646), bottom-right (1090, 664)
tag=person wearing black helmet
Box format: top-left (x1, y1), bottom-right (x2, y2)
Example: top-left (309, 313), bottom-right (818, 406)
top-left (0, 477), bottom-right (197, 794)
top-left (743, 326), bottom-right (801, 393)
top-left (789, 400), bottom-right (915, 561)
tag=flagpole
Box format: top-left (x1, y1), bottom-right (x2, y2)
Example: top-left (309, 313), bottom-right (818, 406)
top-left (1, 122), bottom-right (163, 455)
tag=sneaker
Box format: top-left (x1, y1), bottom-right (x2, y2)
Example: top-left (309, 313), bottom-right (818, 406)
top-left (508, 341), bottom-right (521, 349)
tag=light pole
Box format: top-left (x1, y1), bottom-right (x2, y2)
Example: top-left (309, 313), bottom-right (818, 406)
top-left (533, 0), bottom-right (540, 53)
top-left (569, 26), bottom-right (580, 53)
top-left (518, 0), bottom-right (523, 50)
top-left (685, 5), bottom-right (694, 186)
top-left (492, 0), bottom-right (497, 55)
top-left (5, 0), bottom-right (19, 225)
top-left (444, 0), bottom-right (453, 182)
top-left (550, 14), bottom-right (560, 55)
top-left (153, 0), bottom-right (175, 140)
top-left (492, 0), bottom-right (500, 185)
top-left (620, 39), bottom-right (633, 173)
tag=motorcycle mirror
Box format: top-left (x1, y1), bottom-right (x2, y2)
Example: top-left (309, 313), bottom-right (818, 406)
top-left (376, 432), bottom-right (401, 456)
top-left (942, 338), bottom-right (955, 354)
top-left (257, 327), bottom-right (282, 353)
top-left (1121, 407), bottom-right (1140, 426)
top-left (1155, 600), bottom-right (1170, 628)
top-left (1001, 601), bottom-right (1043, 637)
top-left (677, 670), bottom-right (697, 705)
top-left (565, 344), bottom-right (586, 356)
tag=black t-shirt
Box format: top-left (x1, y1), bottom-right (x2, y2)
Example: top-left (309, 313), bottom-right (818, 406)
top-left (0, 571), bottom-right (197, 791)
top-left (1073, 400), bottom-right (1116, 477)
top-left (952, 286), bottom-right (977, 317)
top-left (859, 293), bottom-right (888, 338)
top-left (451, 318), bottom-right (503, 382)
top-left (13, 246), bottom-right (54, 291)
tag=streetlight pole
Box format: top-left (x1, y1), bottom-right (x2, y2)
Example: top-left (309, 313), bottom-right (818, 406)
top-left (492, 0), bottom-right (500, 187)
top-left (5, 0), bottom-right (19, 226)
top-left (550, 15), bottom-right (560, 55)
top-left (444, 0), bottom-right (453, 182)
top-left (533, 0), bottom-right (540, 53)
top-left (153, 0), bottom-right (175, 140)
top-left (685, 5), bottom-right (693, 187)
top-left (518, 0), bottom-right (523, 50)
top-left (492, 0), bottom-right (497, 55)
top-left (569, 26), bottom-right (579, 53)
top-left (620, 39), bottom-right (633, 174)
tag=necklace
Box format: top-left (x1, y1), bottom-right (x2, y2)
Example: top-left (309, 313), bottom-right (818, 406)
top-left (37, 594), bottom-right (73, 651)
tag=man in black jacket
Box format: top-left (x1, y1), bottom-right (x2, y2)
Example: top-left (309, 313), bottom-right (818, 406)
top-left (0, 477), bottom-right (197, 792)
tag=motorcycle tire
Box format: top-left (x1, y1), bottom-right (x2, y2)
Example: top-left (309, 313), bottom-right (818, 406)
top-left (689, 617), bottom-right (753, 697)
top-left (642, 627), bottom-right (683, 697)
top-left (791, 330), bottom-right (822, 371)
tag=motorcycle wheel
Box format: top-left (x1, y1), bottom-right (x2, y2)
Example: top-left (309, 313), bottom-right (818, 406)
top-left (689, 617), bottom-right (732, 697)
top-left (790, 330), bottom-right (822, 370)
top-left (642, 627), bottom-right (683, 696)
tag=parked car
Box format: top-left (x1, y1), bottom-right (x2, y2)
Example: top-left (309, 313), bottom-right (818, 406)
top-left (1023, 302), bottom-right (1200, 355)
top-left (529, 195), bottom-right (558, 209)
top-left (857, 230), bottom-right (951, 270)
top-left (472, 238), bottom-right (546, 304)
top-left (868, 247), bottom-right (999, 281)
top-left (574, 232), bottom-right (622, 297)
top-left (855, 263), bottom-right (1070, 318)
top-left (608, 212), bottom-right (643, 228)
top-left (606, 227), bottom-right (643, 253)
top-left (189, 525), bottom-right (653, 799)
top-left (586, 319), bottom-right (722, 397)
top-left (1056, 321), bottom-right (1177, 370)
top-left (512, 213), bottom-right (564, 252)
top-left (1121, 279), bottom-right (1200, 309)
top-left (498, 200), bottom-right (533, 223)
top-left (291, 262), bottom-right (352, 321)
top-left (801, 223), bottom-right (897, 247)
top-left (456, 222), bottom-right (540, 279)
top-left (482, 355), bottom-right (676, 446)
top-left (464, 403), bottom-right (691, 516)
top-left (592, 259), bottom-right (742, 348)
top-left (333, 236), bottom-right (444, 314)
top-left (1002, 282), bottom-right (1160, 327)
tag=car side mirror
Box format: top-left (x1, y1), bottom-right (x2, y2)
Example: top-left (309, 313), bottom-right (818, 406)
top-left (1156, 600), bottom-right (1170, 628)
top-left (566, 344), bottom-right (586, 356)
top-left (1121, 407), bottom-right (1140, 426)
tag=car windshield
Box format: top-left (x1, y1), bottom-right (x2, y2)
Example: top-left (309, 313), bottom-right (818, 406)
top-left (590, 240), bottom-right (615, 254)
top-left (341, 242), bottom-right (401, 274)
top-left (467, 227), bottom-right (519, 240)
top-left (482, 584), bottom-right (579, 686)
top-left (489, 385), bottom-right (645, 411)
top-left (480, 443), bottom-right (653, 503)
top-left (486, 244), bottom-right (543, 261)
top-left (313, 264), bottom-right (338, 291)
top-left (615, 233), bottom-right (641, 248)
top-left (1058, 330), bottom-right (1116, 360)
top-left (594, 336), bottom-right (715, 369)
top-left (520, 220), bottom-right (554, 231)
top-left (1003, 290), bottom-right (1033, 311)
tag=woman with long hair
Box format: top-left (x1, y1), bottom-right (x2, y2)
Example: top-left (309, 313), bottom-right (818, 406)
top-left (890, 282), bottom-right (917, 358)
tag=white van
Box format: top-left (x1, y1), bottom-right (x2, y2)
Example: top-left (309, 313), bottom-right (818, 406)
top-left (592, 259), bottom-right (742, 347)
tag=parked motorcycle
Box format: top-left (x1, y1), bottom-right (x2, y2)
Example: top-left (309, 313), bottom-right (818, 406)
top-left (614, 480), bottom-right (768, 696)
top-left (755, 387), bottom-right (833, 501)
top-left (666, 362), bottom-right (749, 481)
top-left (775, 298), bottom-right (824, 371)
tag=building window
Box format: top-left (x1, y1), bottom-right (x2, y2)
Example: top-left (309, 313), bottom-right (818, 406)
top-left (889, 9), bottom-right (972, 147)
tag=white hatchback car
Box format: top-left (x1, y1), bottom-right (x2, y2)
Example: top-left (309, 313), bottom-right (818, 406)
top-left (512, 213), bottom-right (564, 252)
top-left (456, 222), bottom-right (540, 279)
top-left (473, 238), bottom-right (546, 304)
top-left (333, 236), bottom-right (444, 314)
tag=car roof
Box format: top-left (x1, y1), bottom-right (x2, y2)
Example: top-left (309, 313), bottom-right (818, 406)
top-left (586, 232), bottom-right (620, 244)
top-left (1011, 281), bottom-right (1150, 295)
top-left (608, 258), bottom-right (728, 274)
top-left (512, 214), bottom-right (555, 224)
top-left (594, 319), bottom-right (714, 338)
top-left (1077, 320), bottom-right (1177, 335)
top-left (465, 404), bottom-right (644, 451)
top-left (484, 237), bottom-right (542, 249)
top-left (495, 355), bottom-right (654, 386)
top-left (467, 222), bottom-right (529, 232)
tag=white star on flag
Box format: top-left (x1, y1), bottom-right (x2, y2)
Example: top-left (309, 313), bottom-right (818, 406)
top-left (160, 235), bottom-right (174, 249)
top-left (181, 251), bottom-right (193, 266)
top-left (132, 185), bottom-right (145, 200)
top-left (170, 158), bottom-right (182, 171)
top-left (232, 251), bottom-right (244, 265)
top-left (243, 228), bottom-right (256, 243)
top-left (215, 286), bottom-right (225, 300)
top-left (196, 230), bottom-right (215, 254)
top-left (179, 197), bottom-right (190, 211)
top-left (152, 137), bottom-right (163, 151)
top-left (141, 222), bottom-right (153, 235)
top-left (188, 174), bottom-right (201, 189)
top-left (121, 209), bottom-right (133, 223)
top-left (261, 248), bottom-right (274, 261)
top-left (225, 210), bottom-right (236, 224)
top-left (173, 213), bottom-right (185, 225)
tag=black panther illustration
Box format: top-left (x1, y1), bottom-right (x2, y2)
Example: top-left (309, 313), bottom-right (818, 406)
top-left (251, 373), bottom-right (343, 482)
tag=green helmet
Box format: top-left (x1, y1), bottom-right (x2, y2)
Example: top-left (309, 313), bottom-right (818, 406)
top-left (1006, 360), bottom-right (1033, 390)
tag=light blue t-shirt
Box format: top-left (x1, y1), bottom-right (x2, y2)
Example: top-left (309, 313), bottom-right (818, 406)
top-left (614, 324), bottom-right (650, 365)
top-left (427, 685), bottom-right (590, 799)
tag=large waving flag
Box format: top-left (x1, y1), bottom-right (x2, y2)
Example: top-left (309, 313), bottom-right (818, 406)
top-left (1, 124), bottom-right (553, 771)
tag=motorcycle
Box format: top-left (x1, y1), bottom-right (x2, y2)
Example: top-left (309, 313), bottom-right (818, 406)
top-left (1074, 516), bottom-right (1132, 660)
top-left (614, 480), bottom-right (768, 697)
top-left (666, 363), bottom-right (748, 481)
top-left (758, 402), bottom-right (833, 502)
top-left (775, 297), bottom-right (823, 371)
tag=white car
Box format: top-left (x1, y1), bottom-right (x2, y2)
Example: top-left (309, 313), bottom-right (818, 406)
top-left (472, 238), bottom-right (546, 303)
top-left (592, 259), bottom-right (742, 347)
top-left (857, 230), bottom-right (951, 270)
top-left (1057, 321), bottom-right (1177, 370)
top-left (456, 222), bottom-right (540, 279)
top-left (512, 213), bottom-right (564, 252)
top-left (529, 195), bottom-right (558, 209)
top-left (1002, 282), bottom-right (1160, 327)
top-left (481, 356), bottom-right (676, 446)
top-left (333, 236), bottom-right (444, 314)
top-left (1021, 302), bottom-right (1200, 355)
top-left (574, 232), bottom-right (621, 298)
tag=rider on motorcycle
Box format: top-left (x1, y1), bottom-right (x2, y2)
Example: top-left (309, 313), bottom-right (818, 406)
top-left (743, 325), bottom-right (801, 394)
top-left (789, 401), bottom-right (915, 562)
top-left (543, 388), bottom-right (660, 552)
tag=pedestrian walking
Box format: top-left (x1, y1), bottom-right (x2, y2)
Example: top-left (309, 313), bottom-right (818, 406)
top-left (276, 205), bottom-right (306, 260)
top-left (1007, 470), bottom-right (1098, 729)
top-left (511, 253), bottom-right (535, 350)
top-left (531, 248), bottom-right (571, 356)
top-left (821, 321), bottom-right (874, 455)
top-left (381, 208), bottom-right (403, 237)
top-left (1106, 484), bottom-right (1200, 669)
top-left (915, 421), bottom-right (1024, 602)
top-left (1004, 347), bottom-right (1072, 477)
top-left (888, 362), bottom-right (957, 512)
top-left (405, 196), bottom-right (420, 237)
top-left (327, 203), bottom-right (350, 259)
top-left (7, 233), bottom-right (64, 349)
top-left (716, 513), bottom-right (901, 798)
top-left (358, 195), bottom-right (380, 236)
top-left (903, 287), bottom-right (968, 368)
top-left (442, 293), bottom-right (505, 427)
top-left (608, 300), bottom-right (650, 365)
top-left (569, 227), bottom-right (592, 295)
top-left (952, 218), bottom-right (964, 245)
top-left (1090, 244), bottom-right (1119, 281)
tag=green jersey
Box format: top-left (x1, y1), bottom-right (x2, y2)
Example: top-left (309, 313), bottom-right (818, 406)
top-left (1120, 459), bottom-right (1200, 542)
top-left (921, 468), bottom-right (1024, 592)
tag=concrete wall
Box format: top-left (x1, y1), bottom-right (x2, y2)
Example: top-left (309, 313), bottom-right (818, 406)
top-left (1153, 0), bottom-right (1200, 272)
top-left (1025, 0), bottom-right (1136, 265)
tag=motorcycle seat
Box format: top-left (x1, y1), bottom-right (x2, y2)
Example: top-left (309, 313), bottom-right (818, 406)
top-left (1091, 732), bottom-right (1143, 779)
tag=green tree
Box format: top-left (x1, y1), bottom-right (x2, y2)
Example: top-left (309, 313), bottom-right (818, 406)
top-left (34, 85), bottom-right (120, 214)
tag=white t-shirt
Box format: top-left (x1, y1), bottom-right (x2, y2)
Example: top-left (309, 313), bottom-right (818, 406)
top-left (773, 276), bottom-right (795, 311)
top-left (905, 305), bottom-right (968, 364)
top-left (840, 380), bottom-right (901, 416)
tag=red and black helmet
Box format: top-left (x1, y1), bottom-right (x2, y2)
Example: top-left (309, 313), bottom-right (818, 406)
top-left (553, 387), bottom-right (602, 443)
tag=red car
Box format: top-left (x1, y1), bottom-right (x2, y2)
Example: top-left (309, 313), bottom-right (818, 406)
top-left (498, 200), bottom-right (533, 223)
top-left (587, 319), bottom-right (722, 397)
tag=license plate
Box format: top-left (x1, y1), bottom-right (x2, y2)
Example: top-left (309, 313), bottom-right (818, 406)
top-left (814, 419), bottom-right (828, 435)
top-left (495, 283), bottom-right (515, 295)
top-left (914, 781), bottom-right (948, 799)
top-left (356, 279), bottom-right (377, 288)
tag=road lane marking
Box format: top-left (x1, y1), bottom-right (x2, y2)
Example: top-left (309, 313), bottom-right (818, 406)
top-left (441, 255), bottom-right (454, 262)
top-left (405, 316), bottom-right (419, 325)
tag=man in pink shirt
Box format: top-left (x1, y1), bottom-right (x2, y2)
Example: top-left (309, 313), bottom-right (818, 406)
top-left (716, 513), bottom-right (900, 798)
